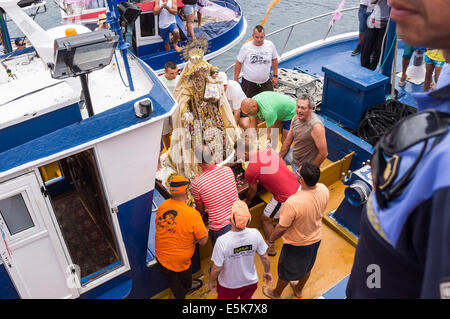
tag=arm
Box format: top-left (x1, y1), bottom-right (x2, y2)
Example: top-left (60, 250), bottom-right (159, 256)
top-left (258, 252), bottom-right (273, 284)
top-left (233, 109), bottom-right (241, 127)
top-left (154, 0), bottom-right (162, 15)
top-left (208, 263), bottom-right (223, 291)
top-left (166, 0), bottom-right (178, 15)
top-left (311, 123), bottom-right (328, 166)
top-left (271, 57), bottom-right (278, 86)
top-left (279, 125), bottom-right (294, 159)
top-left (197, 235), bottom-right (208, 246)
top-left (268, 223), bottom-right (290, 243)
top-left (195, 200), bottom-right (205, 216)
top-left (245, 182), bottom-right (258, 205)
top-left (234, 60), bottom-right (242, 82)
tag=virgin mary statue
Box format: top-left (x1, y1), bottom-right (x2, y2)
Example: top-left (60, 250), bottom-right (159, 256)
top-left (161, 38), bottom-right (239, 184)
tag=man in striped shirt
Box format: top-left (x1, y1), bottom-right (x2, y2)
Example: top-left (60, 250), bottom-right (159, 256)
top-left (192, 145), bottom-right (239, 246)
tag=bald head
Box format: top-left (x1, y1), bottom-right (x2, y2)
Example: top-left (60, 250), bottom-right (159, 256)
top-left (241, 98), bottom-right (258, 116)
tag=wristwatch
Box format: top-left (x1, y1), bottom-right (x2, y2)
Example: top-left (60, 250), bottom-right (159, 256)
top-left (272, 74), bottom-right (278, 78)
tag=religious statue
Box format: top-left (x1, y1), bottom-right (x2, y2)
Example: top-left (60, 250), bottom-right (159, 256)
top-left (157, 38), bottom-right (239, 190)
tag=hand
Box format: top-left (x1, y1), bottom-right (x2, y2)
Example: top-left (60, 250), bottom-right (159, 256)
top-left (208, 279), bottom-right (217, 291)
top-left (272, 76), bottom-right (278, 87)
top-left (263, 272), bottom-right (273, 284)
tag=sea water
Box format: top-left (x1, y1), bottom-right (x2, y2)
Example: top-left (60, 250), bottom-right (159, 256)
top-left (5, 0), bottom-right (359, 69)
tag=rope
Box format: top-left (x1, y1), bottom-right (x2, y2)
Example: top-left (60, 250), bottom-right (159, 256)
top-left (357, 99), bottom-right (417, 146)
top-left (377, 33), bottom-right (397, 73)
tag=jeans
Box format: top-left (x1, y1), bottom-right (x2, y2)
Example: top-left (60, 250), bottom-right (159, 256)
top-left (283, 147), bottom-right (299, 175)
top-left (209, 223), bottom-right (232, 247)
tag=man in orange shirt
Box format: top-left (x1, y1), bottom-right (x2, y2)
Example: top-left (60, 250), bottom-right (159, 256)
top-left (155, 175), bottom-right (208, 299)
top-left (262, 163), bottom-right (330, 299)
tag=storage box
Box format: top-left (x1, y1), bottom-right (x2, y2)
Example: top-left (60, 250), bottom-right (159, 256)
top-left (321, 62), bottom-right (388, 130)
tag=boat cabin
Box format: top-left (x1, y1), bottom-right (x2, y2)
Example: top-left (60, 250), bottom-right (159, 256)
top-left (0, 2), bottom-right (176, 297)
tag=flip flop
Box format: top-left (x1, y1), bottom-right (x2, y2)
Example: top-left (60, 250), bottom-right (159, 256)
top-left (398, 79), bottom-right (406, 87)
top-left (262, 285), bottom-right (281, 299)
top-left (289, 281), bottom-right (302, 298)
top-left (188, 279), bottom-right (203, 292)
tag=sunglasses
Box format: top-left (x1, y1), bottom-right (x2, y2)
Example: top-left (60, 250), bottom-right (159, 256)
top-left (372, 110), bottom-right (450, 208)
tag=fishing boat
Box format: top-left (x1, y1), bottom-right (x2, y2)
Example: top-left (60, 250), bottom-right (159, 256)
top-left (55, 0), bottom-right (107, 30)
top-left (0, 0), bottom-right (176, 298)
top-left (52, 0), bottom-right (247, 73)
top-left (183, 5), bottom-right (422, 299)
top-left (0, 0), bottom-right (422, 300)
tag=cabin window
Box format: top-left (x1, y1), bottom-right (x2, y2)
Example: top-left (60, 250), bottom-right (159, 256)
top-left (39, 149), bottom-right (122, 286)
top-left (0, 194), bottom-right (34, 236)
top-left (139, 12), bottom-right (156, 37)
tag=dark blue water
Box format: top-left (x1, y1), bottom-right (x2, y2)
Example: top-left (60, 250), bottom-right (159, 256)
top-left (6, 0), bottom-right (360, 69)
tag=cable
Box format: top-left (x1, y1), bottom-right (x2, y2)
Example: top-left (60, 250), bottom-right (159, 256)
top-left (114, 51), bottom-right (129, 88)
top-left (377, 33), bottom-right (397, 73)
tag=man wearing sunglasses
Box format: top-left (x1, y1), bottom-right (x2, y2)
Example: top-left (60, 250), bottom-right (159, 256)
top-left (346, 0), bottom-right (450, 299)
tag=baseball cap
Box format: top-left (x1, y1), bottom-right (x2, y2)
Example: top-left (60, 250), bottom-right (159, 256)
top-left (218, 72), bottom-right (228, 85)
top-left (169, 175), bottom-right (190, 194)
top-left (230, 200), bottom-right (251, 229)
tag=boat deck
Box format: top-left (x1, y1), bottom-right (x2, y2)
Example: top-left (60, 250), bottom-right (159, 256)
top-left (186, 178), bottom-right (355, 299)
top-left (153, 153), bottom-right (357, 299)
top-left (279, 36), bottom-right (425, 109)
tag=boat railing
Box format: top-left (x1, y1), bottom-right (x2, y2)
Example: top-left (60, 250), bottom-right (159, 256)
top-left (224, 5), bottom-right (359, 75)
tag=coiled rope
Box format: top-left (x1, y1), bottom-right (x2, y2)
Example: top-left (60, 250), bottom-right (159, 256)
top-left (357, 99), bottom-right (416, 146)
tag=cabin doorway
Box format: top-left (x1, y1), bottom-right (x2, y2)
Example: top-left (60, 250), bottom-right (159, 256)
top-left (39, 149), bottom-right (123, 288)
top-left (0, 172), bottom-right (80, 298)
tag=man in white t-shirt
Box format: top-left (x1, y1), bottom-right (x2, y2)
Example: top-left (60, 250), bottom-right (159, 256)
top-left (234, 25), bottom-right (279, 98)
top-left (209, 200), bottom-right (272, 299)
top-left (159, 61), bottom-right (180, 151)
top-left (218, 72), bottom-right (249, 130)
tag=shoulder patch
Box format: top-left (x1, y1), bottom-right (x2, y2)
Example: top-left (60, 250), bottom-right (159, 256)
top-left (379, 155), bottom-right (401, 190)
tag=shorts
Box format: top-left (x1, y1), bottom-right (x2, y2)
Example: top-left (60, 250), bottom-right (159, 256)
top-left (240, 77), bottom-right (273, 98)
top-left (402, 44), bottom-right (414, 60)
top-left (278, 241), bottom-right (320, 281)
top-left (425, 54), bottom-right (446, 68)
top-left (282, 119), bottom-right (292, 131)
top-left (157, 262), bottom-right (192, 299)
top-left (358, 5), bottom-right (371, 33)
top-left (183, 4), bottom-right (197, 16)
top-left (217, 281), bottom-right (258, 299)
top-left (264, 196), bottom-right (284, 219)
top-left (160, 23), bottom-right (178, 44)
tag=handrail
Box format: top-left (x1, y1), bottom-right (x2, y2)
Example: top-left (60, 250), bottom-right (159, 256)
top-left (224, 5), bottom-right (359, 75)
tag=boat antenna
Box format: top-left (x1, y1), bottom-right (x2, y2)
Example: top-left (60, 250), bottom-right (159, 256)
top-left (105, 0), bottom-right (134, 91)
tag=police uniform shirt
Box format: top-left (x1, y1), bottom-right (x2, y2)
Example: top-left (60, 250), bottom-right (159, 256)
top-left (346, 64), bottom-right (450, 299)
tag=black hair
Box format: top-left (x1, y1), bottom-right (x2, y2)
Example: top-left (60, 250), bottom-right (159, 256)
top-left (299, 162), bottom-right (320, 186)
top-left (15, 38), bottom-right (24, 46)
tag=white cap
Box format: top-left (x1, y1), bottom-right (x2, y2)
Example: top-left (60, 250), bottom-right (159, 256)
top-left (218, 72), bottom-right (228, 85)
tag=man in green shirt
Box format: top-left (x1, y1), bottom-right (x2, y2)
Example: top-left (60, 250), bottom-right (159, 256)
top-left (241, 91), bottom-right (296, 143)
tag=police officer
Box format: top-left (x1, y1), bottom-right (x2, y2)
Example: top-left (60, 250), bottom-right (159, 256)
top-left (346, 0), bottom-right (450, 298)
